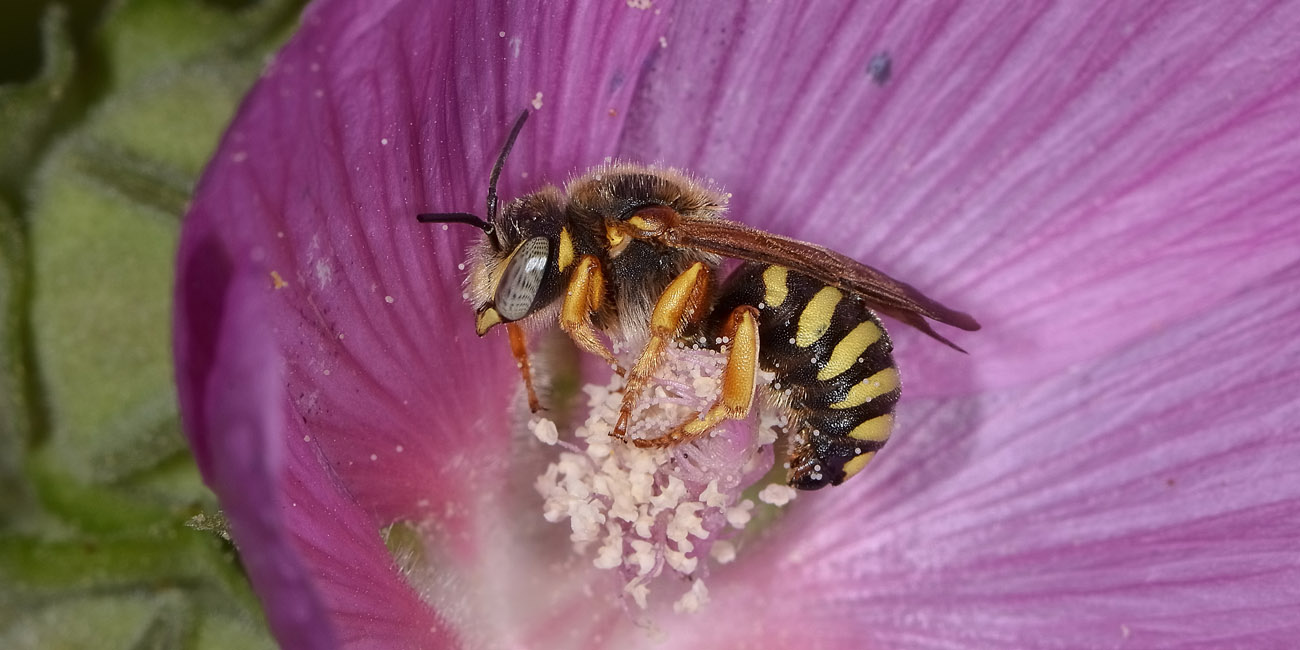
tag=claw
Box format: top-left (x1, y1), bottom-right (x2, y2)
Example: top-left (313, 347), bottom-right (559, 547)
top-left (611, 410), bottom-right (632, 440)
top-left (630, 419), bottom-right (695, 449)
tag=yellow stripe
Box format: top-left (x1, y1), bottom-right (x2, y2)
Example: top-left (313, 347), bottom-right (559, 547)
top-left (796, 286), bottom-right (842, 347)
top-left (847, 414), bottom-right (894, 442)
top-left (762, 266), bottom-right (789, 307)
top-left (557, 228), bottom-right (574, 270)
top-left (831, 368), bottom-right (900, 409)
top-left (841, 451), bottom-right (877, 480)
top-left (817, 321), bottom-right (883, 381)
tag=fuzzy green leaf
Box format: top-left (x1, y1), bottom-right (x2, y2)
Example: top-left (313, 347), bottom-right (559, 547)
top-left (5, 0), bottom-right (307, 647)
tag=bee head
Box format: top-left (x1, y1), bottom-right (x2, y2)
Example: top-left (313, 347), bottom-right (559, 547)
top-left (420, 111), bottom-right (569, 336)
top-left (462, 188), bottom-right (568, 335)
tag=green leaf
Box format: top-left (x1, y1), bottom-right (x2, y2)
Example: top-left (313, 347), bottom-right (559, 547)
top-left (0, 523), bottom-right (270, 623)
top-left (0, 590), bottom-right (188, 650)
top-left (0, 202), bottom-right (34, 530)
top-left (193, 611), bottom-right (277, 650)
top-left (7, 1), bottom-right (309, 647)
top-left (1, 532), bottom-right (215, 595)
top-left (0, 7), bottom-right (78, 206)
top-left (0, 582), bottom-right (274, 650)
top-left (103, 0), bottom-right (305, 90)
top-left (25, 0), bottom-right (305, 504)
top-left (29, 60), bottom-right (269, 489)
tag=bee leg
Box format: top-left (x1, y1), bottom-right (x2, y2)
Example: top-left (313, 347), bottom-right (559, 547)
top-left (506, 323), bottom-right (543, 412)
top-left (612, 262), bottom-right (712, 440)
top-left (633, 305), bottom-right (759, 448)
top-left (560, 255), bottom-right (623, 375)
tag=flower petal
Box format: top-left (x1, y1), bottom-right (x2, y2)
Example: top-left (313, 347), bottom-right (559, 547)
top-left (279, 416), bottom-right (453, 650)
top-left (174, 236), bottom-right (335, 649)
top-left (620, 2), bottom-right (1300, 395)
top-left (175, 230), bottom-right (452, 649)
top-left (673, 262), bottom-right (1300, 648)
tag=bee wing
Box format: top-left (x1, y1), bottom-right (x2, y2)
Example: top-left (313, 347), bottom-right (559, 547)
top-left (668, 215), bottom-right (981, 351)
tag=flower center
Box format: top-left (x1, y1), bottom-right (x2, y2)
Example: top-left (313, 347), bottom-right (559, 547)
top-left (532, 342), bottom-right (797, 612)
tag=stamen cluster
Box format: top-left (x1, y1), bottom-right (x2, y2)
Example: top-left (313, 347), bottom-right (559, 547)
top-left (533, 345), bottom-right (796, 611)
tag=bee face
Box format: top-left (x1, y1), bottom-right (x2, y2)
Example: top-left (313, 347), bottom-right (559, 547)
top-left (467, 187), bottom-right (569, 335)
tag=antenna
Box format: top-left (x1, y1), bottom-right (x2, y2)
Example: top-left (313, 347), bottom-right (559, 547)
top-left (415, 212), bottom-right (493, 230)
top-left (487, 110), bottom-right (530, 222)
top-left (417, 110), bottom-right (531, 250)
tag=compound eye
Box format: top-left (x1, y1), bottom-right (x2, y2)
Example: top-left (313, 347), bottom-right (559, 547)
top-left (494, 237), bottom-right (550, 320)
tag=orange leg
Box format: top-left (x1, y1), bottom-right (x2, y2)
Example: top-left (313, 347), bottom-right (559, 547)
top-left (633, 305), bottom-right (760, 448)
top-left (612, 262), bottom-right (712, 439)
top-left (559, 255), bottom-right (623, 374)
top-left (506, 323), bottom-right (542, 413)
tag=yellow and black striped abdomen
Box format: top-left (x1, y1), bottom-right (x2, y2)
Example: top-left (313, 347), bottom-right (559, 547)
top-left (707, 262), bottom-right (899, 489)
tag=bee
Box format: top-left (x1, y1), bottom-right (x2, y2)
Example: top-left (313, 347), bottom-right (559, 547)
top-left (419, 112), bottom-right (978, 489)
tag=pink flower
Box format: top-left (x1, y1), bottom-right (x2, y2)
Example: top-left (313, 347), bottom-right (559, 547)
top-left (174, 1), bottom-right (1300, 648)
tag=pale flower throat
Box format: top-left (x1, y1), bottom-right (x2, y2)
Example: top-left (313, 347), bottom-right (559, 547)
top-left (533, 341), bottom-right (797, 612)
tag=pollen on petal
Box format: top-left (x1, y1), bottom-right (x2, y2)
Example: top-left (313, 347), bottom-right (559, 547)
top-left (758, 484), bottom-right (797, 506)
top-left (710, 540), bottom-right (736, 564)
top-left (529, 418), bottom-right (559, 445)
top-left (725, 500), bottom-right (754, 528)
top-left (672, 580), bottom-right (709, 614)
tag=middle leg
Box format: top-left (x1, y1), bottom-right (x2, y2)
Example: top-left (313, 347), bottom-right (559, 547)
top-left (611, 261), bottom-right (712, 439)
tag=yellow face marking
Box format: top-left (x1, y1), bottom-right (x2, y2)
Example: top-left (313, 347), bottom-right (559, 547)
top-left (841, 451), bottom-right (877, 480)
top-left (795, 286), bottom-right (842, 347)
top-left (557, 228), bottom-right (574, 271)
top-left (847, 414), bottom-right (894, 442)
top-left (817, 321), bottom-right (883, 381)
top-left (831, 368), bottom-right (900, 409)
top-left (475, 307), bottom-right (503, 336)
top-left (762, 266), bottom-right (789, 307)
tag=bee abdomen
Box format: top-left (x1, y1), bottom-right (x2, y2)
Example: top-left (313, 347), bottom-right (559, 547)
top-left (709, 262), bottom-right (899, 489)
